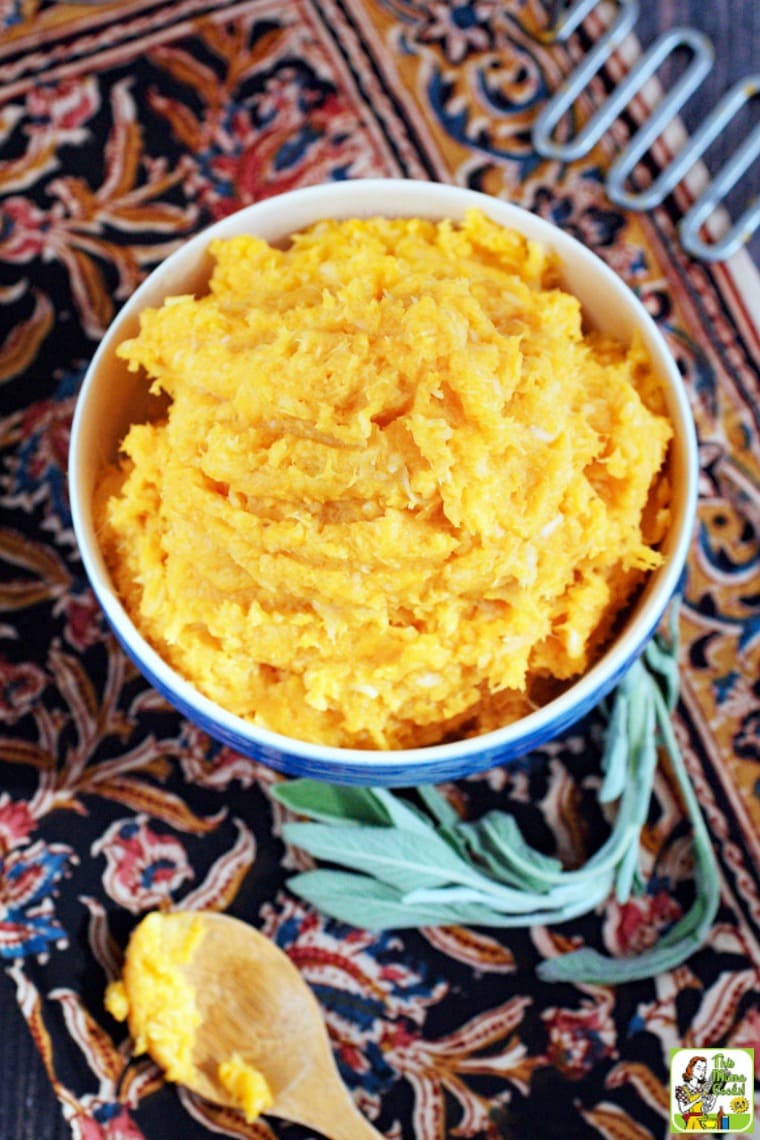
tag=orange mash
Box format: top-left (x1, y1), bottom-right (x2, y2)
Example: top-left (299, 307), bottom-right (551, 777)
top-left (95, 210), bottom-right (672, 748)
top-left (105, 912), bottom-right (273, 1123)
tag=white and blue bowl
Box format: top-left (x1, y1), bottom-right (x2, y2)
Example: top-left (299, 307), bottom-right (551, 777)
top-left (68, 179), bottom-right (697, 786)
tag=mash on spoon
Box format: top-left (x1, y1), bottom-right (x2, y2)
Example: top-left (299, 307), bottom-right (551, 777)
top-left (105, 912), bottom-right (273, 1122)
top-left (95, 209), bottom-right (672, 749)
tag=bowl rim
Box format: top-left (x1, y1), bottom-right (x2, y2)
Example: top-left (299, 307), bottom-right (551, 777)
top-left (69, 177), bottom-right (698, 773)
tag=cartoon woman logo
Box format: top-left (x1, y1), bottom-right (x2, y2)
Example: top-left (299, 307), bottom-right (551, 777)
top-left (674, 1056), bottom-right (717, 1130)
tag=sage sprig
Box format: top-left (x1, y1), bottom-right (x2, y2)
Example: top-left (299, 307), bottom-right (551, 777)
top-left (272, 604), bottom-right (720, 984)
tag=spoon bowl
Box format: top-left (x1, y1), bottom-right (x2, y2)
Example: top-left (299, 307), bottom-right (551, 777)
top-left (165, 912), bottom-right (384, 1139)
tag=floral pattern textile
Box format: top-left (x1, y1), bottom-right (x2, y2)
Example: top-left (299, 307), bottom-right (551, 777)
top-left (1, 1), bottom-right (759, 1138)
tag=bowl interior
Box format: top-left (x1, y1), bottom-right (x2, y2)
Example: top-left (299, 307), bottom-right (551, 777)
top-left (69, 179), bottom-right (697, 783)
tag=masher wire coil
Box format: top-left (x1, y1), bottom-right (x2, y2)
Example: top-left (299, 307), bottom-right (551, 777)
top-left (530, 0), bottom-right (760, 261)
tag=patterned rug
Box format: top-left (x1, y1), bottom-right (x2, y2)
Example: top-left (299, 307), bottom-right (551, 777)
top-left (1, 1), bottom-right (759, 1138)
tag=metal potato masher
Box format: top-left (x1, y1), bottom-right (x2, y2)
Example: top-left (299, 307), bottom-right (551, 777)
top-left (530, 0), bottom-right (759, 261)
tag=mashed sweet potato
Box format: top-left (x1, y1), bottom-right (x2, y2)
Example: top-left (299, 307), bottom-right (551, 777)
top-left (105, 912), bottom-right (274, 1123)
top-left (95, 209), bottom-right (672, 749)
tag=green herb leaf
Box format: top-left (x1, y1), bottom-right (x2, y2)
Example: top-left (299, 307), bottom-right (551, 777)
top-left (644, 604), bottom-right (681, 712)
top-left (271, 780), bottom-right (392, 826)
top-left (402, 871), bottom-right (616, 925)
top-left (286, 870), bottom-right (528, 929)
top-left (416, 784), bottom-right (461, 828)
top-left (453, 812), bottom-right (564, 891)
top-left (598, 689), bottom-right (630, 803)
top-left (536, 659), bottom-right (720, 984)
top-left (370, 787), bottom-right (435, 834)
top-left (281, 820), bottom-right (500, 896)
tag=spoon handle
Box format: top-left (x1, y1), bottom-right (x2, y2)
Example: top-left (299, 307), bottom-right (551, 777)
top-left (280, 1075), bottom-right (385, 1139)
top-left (320, 1104), bottom-right (386, 1140)
top-left (301, 1104), bottom-right (385, 1140)
top-left (329, 1119), bottom-right (385, 1139)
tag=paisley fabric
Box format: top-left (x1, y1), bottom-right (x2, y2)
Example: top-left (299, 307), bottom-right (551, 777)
top-left (1, 1), bottom-right (759, 1137)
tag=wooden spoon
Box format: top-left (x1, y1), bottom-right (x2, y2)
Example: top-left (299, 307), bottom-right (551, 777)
top-left (165, 911), bottom-right (384, 1139)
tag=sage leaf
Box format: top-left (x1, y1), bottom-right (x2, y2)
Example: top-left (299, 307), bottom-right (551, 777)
top-left (536, 662), bottom-right (720, 985)
top-left (644, 609), bottom-right (681, 712)
top-left (271, 780), bottom-right (391, 826)
top-left (370, 788), bottom-right (434, 834)
top-left (437, 821), bottom-right (477, 863)
top-left (403, 869), bottom-right (616, 924)
top-left (416, 784), bottom-right (461, 828)
top-left (286, 870), bottom-right (530, 929)
top-left (281, 820), bottom-right (500, 895)
top-left (613, 671), bottom-right (658, 903)
top-left (453, 812), bottom-right (564, 891)
top-left (599, 689), bottom-right (630, 803)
